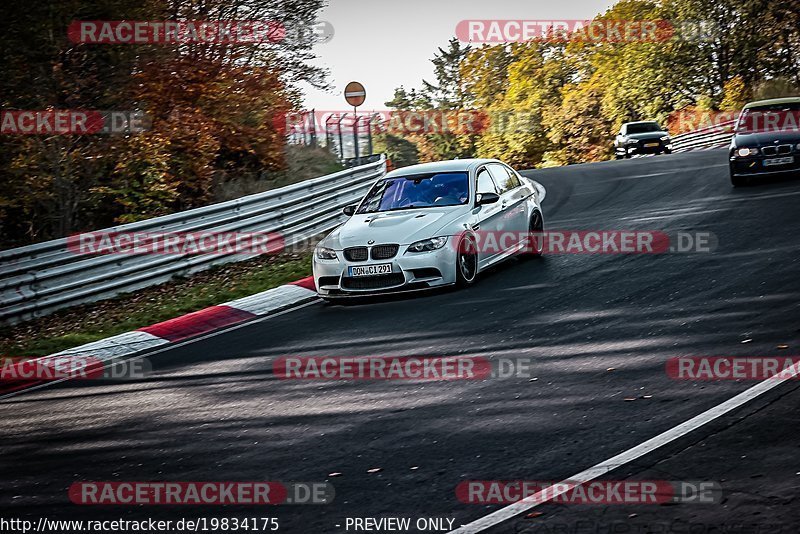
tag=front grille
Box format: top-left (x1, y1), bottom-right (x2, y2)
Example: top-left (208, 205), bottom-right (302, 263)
top-left (762, 144), bottom-right (793, 156)
top-left (344, 247), bottom-right (368, 261)
top-left (341, 273), bottom-right (405, 290)
top-left (370, 244), bottom-right (399, 260)
top-left (638, 144), bottom-right (662, 151)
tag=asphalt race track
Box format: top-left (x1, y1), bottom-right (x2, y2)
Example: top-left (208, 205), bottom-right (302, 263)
top-left (2, 149), bottom-right (800, 533)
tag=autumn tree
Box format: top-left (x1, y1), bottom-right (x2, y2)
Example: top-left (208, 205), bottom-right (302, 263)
top-left (0, 0), bottom-right (328, 246)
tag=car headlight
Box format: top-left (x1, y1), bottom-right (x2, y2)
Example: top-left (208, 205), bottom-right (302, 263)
top-left (736, 147), bottom-right (759, 157)
top-left (660, 135), bottom-right (670, 142)
top-left (626, 139), bottom-right (639, 145)
top-left (315, 246), bottom-right (337, 260)
top-left (406, 236), bottom-right (448, 253)
top-left (796, 143), bottom-right (800, 151)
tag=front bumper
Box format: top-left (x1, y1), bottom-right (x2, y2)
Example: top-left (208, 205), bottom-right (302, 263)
top-left (312, 242), bottom-right (458, 297)
top-left (625, 141), bottom-right (670, 155)
top-left (730, 154), bottom-right (800, 176)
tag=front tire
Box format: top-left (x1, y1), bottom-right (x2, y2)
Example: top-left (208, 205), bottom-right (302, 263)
top-left (455, 234), bottom-right (478, 288)
top-left (524, 210), bottom-right (544, 258)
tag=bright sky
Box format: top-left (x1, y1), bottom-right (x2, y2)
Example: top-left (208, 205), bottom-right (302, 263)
top-left (300, 0), bottom-right (616, 111)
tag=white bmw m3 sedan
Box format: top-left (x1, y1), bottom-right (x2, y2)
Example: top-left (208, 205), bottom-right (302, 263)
top-left (312, 159), bottom-right (544, 299)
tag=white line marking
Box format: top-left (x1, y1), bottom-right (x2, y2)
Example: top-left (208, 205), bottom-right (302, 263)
top-left (449, 359), bottom-right (800, 533)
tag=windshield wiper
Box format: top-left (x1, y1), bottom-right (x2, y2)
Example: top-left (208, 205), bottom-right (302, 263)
top-left (384, 204), bottom-right (429, 212)
top-left (359, 204), bottom-right (432, 214)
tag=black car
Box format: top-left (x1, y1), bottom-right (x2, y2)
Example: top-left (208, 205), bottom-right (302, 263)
top-left (729, 97), bottom-right (800, 187)
top-left (614, 121), bottom-right (672, 159)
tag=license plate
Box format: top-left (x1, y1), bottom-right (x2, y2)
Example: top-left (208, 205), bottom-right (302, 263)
top-left (644, 142), bottom-right (659, 147)
top-left (764, 156), bottom-right (794, 166)
top-left (348, 263), bottom-right (392, 277)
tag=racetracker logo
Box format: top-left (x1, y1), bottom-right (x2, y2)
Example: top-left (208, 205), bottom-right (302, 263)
top-left (456, 480), bottom-right (721, 505)
top-left (68, 20), bottom-right (333, 45)
top-left (668, 109), bottom-right (800, 134)
top-left (735, 110), bottom-right (800, 134)
top-left (667, 357), bottom-right (800, 380)
top-left (273, 356), bottom-right (536, 380)
top-left (667, 110), bottom-right (739, 134)
top-left (275, 110), bottom-right (491, 137)
top-left (67, 232), bottom-right (285, 256)
top-left (0, 356), bottom-right (103, 381)
top-left (69, 20), bottom-right (284, 44)
top-left (277, 109), bottom-right (589, 137)
top-left (454, 231), bottom-right (716, 255)
top-left (0, 356), bottom-right (151, 382)
top-left (69, 481), bottom-right (334, 505)
top-left (460, 230), bottom-right (669, 255)
top-left (455, 20), bottom-right (715, 44)
top-left (0, 110), bottom-right (148, 135)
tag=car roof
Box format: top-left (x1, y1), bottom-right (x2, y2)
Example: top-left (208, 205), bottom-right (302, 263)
top-left (623, 121), bottom-right (660, 126)
top-left (743, 97), bottom-right (800, 109)
top-left (383, 158), bottom-right (500, 178)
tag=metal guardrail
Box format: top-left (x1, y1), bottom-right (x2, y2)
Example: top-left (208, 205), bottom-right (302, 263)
top-left (0, 156), bottom-right (386, 325)
top-left (342, 153), bottom-right (383, 168)
top-left (671, 119), bottom-right (736, 152)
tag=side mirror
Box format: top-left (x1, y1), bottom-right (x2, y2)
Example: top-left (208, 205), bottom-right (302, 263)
top-left (342, 205), bottom-right (356, 216)
top-left (476, 192), bottom-right (500, 206)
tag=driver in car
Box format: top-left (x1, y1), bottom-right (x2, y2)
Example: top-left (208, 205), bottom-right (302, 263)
top-left (434, 180), bottom-right (468, 205)
top-left (413, 180), bottom-right (435, 205)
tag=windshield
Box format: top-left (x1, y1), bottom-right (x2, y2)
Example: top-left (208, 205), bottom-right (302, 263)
top-left (356, 172), bottom-right (470, 213)
top-left (736, 103), bottom-right (800, 133)
top-left (626, 122), bottom-right (663, 134)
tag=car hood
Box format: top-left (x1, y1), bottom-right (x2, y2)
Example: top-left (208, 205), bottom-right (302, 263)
top-left (734, 130), bottom-right (800, 147)
top-left (627, 131), bottom-right (668, 141)
top-left (321, 206), bottom-right (468, 249)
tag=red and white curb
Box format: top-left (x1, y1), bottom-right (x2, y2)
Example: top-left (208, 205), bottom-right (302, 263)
top-left (1, 277), bottom-right (317, 397)
top-left (136, 277), bottom-right (317, 343)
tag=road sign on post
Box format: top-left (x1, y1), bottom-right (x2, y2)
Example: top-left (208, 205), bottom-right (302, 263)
top-left (336, 114), bottom-right (348, 161)
top-left (309, 108), bottom-right (316, 148)
top-left (344, 82), bottom-right (366, 163)
top-left (344, 81), bottom-right (366, 107)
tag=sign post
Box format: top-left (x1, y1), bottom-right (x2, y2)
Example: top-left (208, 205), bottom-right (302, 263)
top-left (336, 114), bottom-right (348, 160)
top-left (344, 81), bottom-right (366, 163)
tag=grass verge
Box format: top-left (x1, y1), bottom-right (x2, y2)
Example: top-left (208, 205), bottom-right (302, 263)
top-left (0, 251), bottom-right (313, 357)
